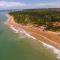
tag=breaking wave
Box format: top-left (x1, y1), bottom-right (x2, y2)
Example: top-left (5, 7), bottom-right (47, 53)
top-left (38, 40), bottom-right (60, 59)
top-left (10, 25), bottom-right (60, 59)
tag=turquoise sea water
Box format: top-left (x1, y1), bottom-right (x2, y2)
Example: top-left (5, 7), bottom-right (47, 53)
top-left (0, 11), bottom-right (59, 60)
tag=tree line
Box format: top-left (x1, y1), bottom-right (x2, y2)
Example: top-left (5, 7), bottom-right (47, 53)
top-left (9, 9), bottom-right (60, 31)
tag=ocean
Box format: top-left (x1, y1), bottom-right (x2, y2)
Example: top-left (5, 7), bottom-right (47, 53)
top-left (0, 11), bottom-right (60, 60)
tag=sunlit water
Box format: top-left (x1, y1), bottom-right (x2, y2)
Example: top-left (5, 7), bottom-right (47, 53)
top-left (0, 11), bottom-right (59, 60)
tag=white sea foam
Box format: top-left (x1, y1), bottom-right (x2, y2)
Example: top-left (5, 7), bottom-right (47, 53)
top-left (4, 22), bottom-right (7, 24)
top-left (38, 40), bottom-right (60, 59)
top-left (20, 29), bottom-right (36, 40)
top-left (10, 25), bottom-right (36, 40)
top-left (9, 25), bottom-right (60, 59)
top-left (10, 25), bottom-right (19, 33)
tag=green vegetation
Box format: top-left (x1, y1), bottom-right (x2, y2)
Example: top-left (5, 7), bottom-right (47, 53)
top-left (9, 9), bottom-right (60, 31)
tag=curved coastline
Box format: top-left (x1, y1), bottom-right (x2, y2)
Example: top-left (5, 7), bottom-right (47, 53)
top-left (6, 14), bottom-right (60, 59)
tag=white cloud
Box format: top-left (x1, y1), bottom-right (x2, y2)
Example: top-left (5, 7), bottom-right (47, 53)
top-left (0, 1), bottom-right (26, 7)
top-left (0, 1), bottom-right (59, 9)
top-left (27, 1), bottom-right (59, 8)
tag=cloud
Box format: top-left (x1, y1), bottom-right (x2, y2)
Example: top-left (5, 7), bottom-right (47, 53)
top-left (0, 1), bottom-right (59, 9)
top-left (0, 1), bottom-right (26, 8)
top-left (25, 2), bottom-right (59, 9)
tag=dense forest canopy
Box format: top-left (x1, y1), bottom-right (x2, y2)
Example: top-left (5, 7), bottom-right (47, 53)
top-left (9, 8), bottom-right (60, 31)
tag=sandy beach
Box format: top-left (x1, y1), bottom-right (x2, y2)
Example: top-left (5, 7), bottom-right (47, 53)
top-left (7, 14), bottom-right (60, 49)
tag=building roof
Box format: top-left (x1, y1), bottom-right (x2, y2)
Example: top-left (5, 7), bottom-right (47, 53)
top-left (53, 22), bottom-right (60, 27)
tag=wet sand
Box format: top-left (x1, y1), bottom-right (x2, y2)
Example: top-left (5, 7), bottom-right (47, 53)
top-left (7, 15), bottom-right (60, 49)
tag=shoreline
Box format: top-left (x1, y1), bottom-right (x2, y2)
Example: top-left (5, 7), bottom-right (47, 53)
top-left (6, 14), bottom-right (60, 59)
top-left (7, 15), bottom-right (60, 49)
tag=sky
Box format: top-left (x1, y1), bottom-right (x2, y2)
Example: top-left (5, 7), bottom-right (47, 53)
top-left (0, 0), bottom-right (59, 9)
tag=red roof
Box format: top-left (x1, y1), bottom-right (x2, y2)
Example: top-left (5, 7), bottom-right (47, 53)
top-left (53, 22), bottom-right (60, 27)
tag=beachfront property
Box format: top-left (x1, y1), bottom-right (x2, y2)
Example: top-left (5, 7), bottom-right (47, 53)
top-left (53, 22), bottom-right (60, 27)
